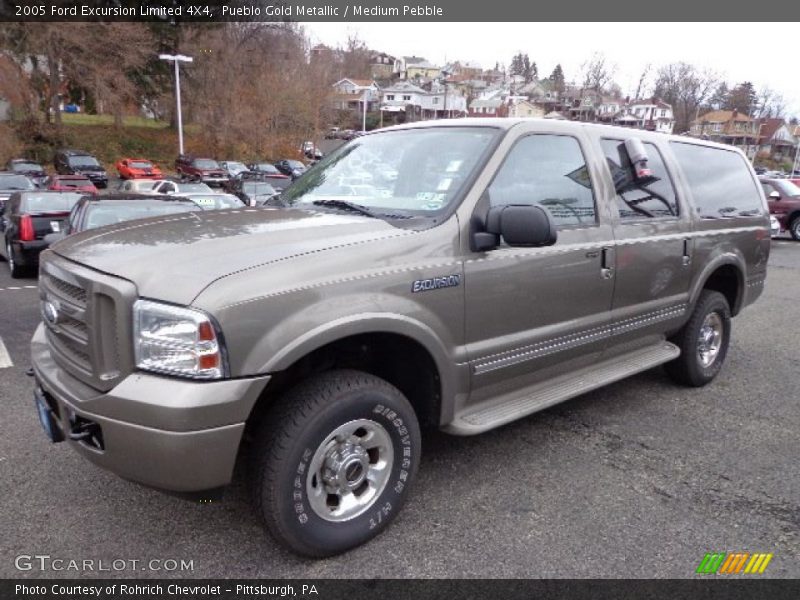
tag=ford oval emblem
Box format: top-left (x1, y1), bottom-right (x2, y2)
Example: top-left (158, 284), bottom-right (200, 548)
top-left (43, 300), bottom-right (59, 325)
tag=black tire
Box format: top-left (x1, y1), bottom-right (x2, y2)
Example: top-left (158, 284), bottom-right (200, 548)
top-left (665, 290), bottom-right (731, 387)
top-left (6, 241), bottom-right (25, 279)
top-left (250, 369), bottom-right (421, 557)
top-left (789, 214), bottom-right (800, 241)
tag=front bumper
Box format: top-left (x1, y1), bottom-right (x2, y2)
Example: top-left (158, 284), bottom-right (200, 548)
top-left (31, 323), bottom-right (271, 492)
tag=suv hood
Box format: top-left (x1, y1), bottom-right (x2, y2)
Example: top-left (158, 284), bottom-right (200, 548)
top-left (50, 208), bottom-right (408, 305)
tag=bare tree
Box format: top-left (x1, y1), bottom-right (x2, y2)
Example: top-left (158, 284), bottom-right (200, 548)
top-left (653, 62), bottom-right (719, 133)
top-left (579, 52), bottom-right (616, 93)
top-left (633, 63), bottom-right (651, 100)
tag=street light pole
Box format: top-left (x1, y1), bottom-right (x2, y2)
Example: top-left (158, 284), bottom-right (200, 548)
top-left (159, 53), bottom-right (193, 156)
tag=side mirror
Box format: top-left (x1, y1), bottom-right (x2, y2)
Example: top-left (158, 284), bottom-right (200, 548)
top-left (769, 191), bottom-right (781, 200)
top-left (473, 204), bottom-right (557, 251)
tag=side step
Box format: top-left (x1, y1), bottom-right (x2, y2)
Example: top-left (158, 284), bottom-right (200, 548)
top-left (446, 341), bottom-right (680, 435)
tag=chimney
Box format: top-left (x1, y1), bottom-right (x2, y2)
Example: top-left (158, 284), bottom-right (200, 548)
top-left (731, 109), bottom-right (738, 119)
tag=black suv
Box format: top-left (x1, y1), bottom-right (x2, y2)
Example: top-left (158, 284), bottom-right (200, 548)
top-left (54, 149), bottom-right (108, 189)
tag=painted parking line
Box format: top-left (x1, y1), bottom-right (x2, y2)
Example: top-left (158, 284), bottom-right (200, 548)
top-left (0, 337), bottom-right (12, 369)
top-left (0, 285), bottom-right (37, 292)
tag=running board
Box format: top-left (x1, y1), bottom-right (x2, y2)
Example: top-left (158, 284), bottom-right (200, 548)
top-left (446, 341), bottom-right (680, 435)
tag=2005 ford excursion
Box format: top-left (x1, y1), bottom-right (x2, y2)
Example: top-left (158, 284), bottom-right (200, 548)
top-left (30, 119), bottom-right (769, 556)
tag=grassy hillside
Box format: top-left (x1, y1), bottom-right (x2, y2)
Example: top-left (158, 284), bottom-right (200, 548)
top-left (7, 114), bottom-right (203, 175)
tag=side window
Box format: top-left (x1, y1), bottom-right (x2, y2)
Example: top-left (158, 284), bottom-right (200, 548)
top-left (670, 142), bottom-right (763, 218)
top-left (600, 138), bottom-right (679, 220)
top-left (488, 134), bottom-right (596, 228)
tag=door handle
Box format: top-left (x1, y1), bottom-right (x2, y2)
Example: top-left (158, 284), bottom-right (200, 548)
top-left (601, 247), bottom-right (614, 279)
top-left (682, 238), bottom-right (691, 266)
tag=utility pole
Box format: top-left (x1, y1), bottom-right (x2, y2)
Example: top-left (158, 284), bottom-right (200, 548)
top-left (159, 53), bottom-right (193, 155)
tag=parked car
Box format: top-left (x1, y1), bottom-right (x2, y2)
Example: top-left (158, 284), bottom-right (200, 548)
top-left (174, 155), bottom-right (228, 186)
top-left (226, 177), bottom-right (281, 206)
top-left (273, 159), bottom-right (307, 180)
top-left (46, 175), bottom-right (98, 195)
top-left (115, 158), bottom-right (164, 180)
top-left (770, 215), bottom-right (781, 238)
top-left (179, 193), bottom-right (245, 211)
top-left (0, 171), bottom-right (37, 211)
top-left (0, 191), bottom-right (82, 277)
top-left (7, 159), bottom-right (47, 187)
top-left (54, 149), bottom-right (108, 189)
top-left (150, 179), bottom-right (213, 195)
top-left (324, 127), bottom-right (340, 139)
top-left (760, 177), bottom-right (800, 240)
top-left (301, 141), bottom-right (323, 160)
top-left (30, 119), bottom-right (770, 558)
top-left (244, 164), bottom-right (291, 190)
top-left (56, 194), bottom-right (203, 236)
top-left (117, 179), bottom-right (161, 194)
top-left (219, 161), bottom-right (250, 179)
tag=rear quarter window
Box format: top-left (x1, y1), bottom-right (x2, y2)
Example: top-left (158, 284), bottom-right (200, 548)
top-left (669, 142), bottom-right (763, 218)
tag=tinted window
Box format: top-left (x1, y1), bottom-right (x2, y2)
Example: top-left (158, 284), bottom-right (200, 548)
top-left (67, 155), bottom-right (100, 167)
top-left (601, 139), bottom-right (678, 220)
top-left (193, 159), bottom-right (219, 169)
top-left (488, 134), bottom-right (596, 227)
top-left (21, 193), bottom-right (83, 212)
top-left (0, 174), bottom-right (36, 190)
top-left (670, 143), bottom-right (762, 218)
top-left (82, 202), bottom-right (200, 230)
top-left (11, 162), bottom-right (43, 172)
top-left (129, 160), bottom-right (153, 169)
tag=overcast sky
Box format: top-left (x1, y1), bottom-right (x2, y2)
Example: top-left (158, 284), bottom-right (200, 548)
top-left (304, 22), bottom-right (800, 116)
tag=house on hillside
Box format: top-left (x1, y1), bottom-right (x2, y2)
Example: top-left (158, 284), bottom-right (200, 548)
top-left (507, 99), bottom-right (546, 119)
top-left (330, 78), bottom-right (381, 113)
top-left (690, 109), bottom-right (760, 147)
top-left (394, 56), bottom-right (440, 81)
top-left (626, 98), bottom-right (675, 133)
top-left (468, 97), bottom-right (507, 117)
top-left (757, 118), bottom-right (797, 161)
top-left (370, 52), bottom-right (395, 79)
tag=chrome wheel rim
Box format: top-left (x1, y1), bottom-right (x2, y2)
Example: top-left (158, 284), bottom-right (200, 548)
top-left (793, 221), bottom-right (800, 238)
top-left (306, 419), bottom-right (393, 522)
top-left (697, 312), bottom-right (723, 368)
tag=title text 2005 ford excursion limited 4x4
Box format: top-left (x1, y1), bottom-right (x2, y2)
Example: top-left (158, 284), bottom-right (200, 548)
top-left (31, 119), bottom-right (769, 556)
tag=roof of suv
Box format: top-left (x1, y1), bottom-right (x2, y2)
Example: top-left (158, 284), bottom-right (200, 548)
top-left (58, 149), bottom-right (97, 157)
top-left (79, 193), bottom-right (197, 202)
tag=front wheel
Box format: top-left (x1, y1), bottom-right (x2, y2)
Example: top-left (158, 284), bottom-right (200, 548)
top-left (250, 370), bottom-right (421, 557)
top-left (665, 290), bottom-right (731, 387)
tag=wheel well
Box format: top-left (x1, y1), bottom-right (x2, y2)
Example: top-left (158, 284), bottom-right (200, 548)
top-left (702, 265), bottom-right (742, 315)
top-left (787, 210), bottom-right (800, 225)
top-left (247, 333), bottom-right (442, 430)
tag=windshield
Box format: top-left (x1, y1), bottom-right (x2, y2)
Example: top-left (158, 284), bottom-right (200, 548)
top-left (21, 193), bottom-right (83, 212)
top-left (0, 174), bottom-right (36, 190)
top-left (254, 164), bottom-right (280, 174)
top-left (82, 202), bottom-right (200, 230)
top-left (176, 182), bottom-right (213, 193)
top-left (286, 160), bottom-right (305, 170)
top-left (193, 159), bottom-right (220, 169)
top-left (68, 156), bottom-right (100, 167)
top-left (129, 160), bottom-right (154, 169)
top-left (774, 180), bottom-right (800, 197)
top-left (282, 127), bottom-right (499, 215)
top-left (11, 162), bottom-right (43, 172)
top-left (243, 182), bottom-right (277, 196)
top-left (185, 194), bottom-right (243, 210)
top-left (226, 162), bottom-right (247, 171)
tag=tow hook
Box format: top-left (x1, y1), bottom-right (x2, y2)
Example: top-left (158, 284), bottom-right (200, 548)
top-left (68, 415), bottom-right (104, 450)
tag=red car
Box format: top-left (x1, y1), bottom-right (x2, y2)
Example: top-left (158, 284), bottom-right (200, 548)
top-left (46, 174), bottom-right (98, 195)
top-left (115, 158), bottom-right (164, 180)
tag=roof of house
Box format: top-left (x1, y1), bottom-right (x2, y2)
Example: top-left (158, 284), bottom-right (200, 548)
top-left (629, 98), bottom-right (672, 109)
top-left (382, 81), bottom-right (427, 94)
top-left (758, 117), bottom-right (789, 141)
top-left (333, 78), bottom-right (377, 88)
top-left (696, 110), bottom-right (754, 123)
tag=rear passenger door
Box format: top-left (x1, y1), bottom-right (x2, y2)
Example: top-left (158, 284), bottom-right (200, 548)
top-left (595, 137), bottom-right (694, 351)
top-left (464, 131), bottom-right (616, 406)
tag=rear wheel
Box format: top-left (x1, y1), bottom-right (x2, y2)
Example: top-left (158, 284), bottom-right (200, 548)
top-left (789, 215), bottom-right (800, 241)
top-left (665, 290), bottom-right (731, 387)
top-left (6, 241), bottom-right (25, 278)
top-left (250, 369), bottom-right (421, 557)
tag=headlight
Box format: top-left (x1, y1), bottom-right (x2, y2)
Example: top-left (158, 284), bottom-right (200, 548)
top-left (133, 299), bottom-right (227, 380)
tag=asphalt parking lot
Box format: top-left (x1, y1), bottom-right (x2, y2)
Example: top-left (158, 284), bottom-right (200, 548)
top-left (1, 239), bottom-right (798, 579)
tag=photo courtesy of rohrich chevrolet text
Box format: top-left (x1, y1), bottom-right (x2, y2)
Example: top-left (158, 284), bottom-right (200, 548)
top-left (0, 0), bottom-right (798, 598)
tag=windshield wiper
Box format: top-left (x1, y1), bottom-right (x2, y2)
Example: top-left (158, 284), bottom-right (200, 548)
top-left (311, 199), bottom-right (379, 218)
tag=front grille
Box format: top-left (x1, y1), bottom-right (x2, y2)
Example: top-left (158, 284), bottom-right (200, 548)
top-left (43, 273), bottom-right (87, 305)
top-left (39, 254), bottom-right (137, 392)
